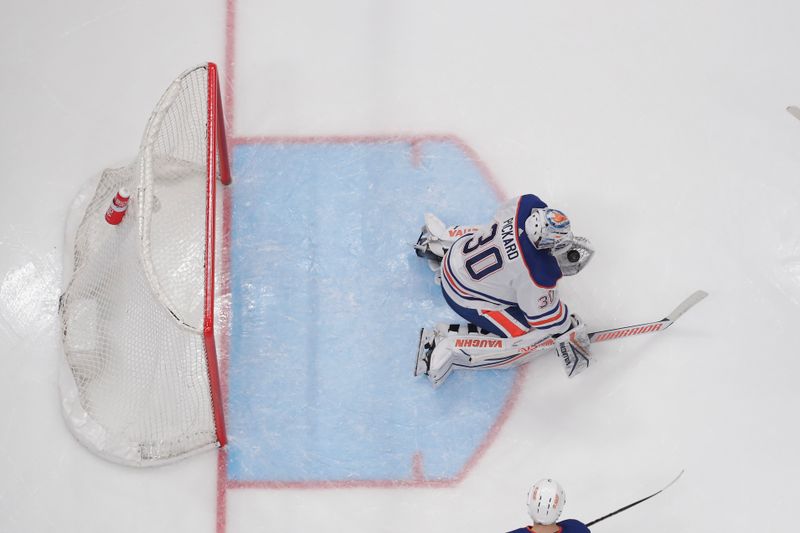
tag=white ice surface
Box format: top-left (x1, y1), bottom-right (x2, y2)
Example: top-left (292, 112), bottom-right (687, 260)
top-left (2, 1), bottom-right (800, 532)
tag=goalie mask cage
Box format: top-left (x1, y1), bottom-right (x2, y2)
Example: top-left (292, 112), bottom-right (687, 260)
top-left (59, 63), bottom-right (230, 466)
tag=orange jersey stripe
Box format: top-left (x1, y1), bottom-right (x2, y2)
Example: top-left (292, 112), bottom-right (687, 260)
top-left (483, 310), bottom-right (527, 337)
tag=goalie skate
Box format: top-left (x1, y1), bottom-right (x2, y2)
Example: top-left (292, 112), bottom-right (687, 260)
top-left (415, 327), bottom-right (436, 376)
top-left (413, 213), bottom-right (450, 262)
top-left (414, 232), bottom-right (445, 273)
top-left (413, 230), bottom-right (445, 262)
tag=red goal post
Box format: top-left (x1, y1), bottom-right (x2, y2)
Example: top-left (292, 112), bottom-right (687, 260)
top-left (59, 63), bottom-right (230, 466)
top-left (204, 62), bottom-right (230, 449)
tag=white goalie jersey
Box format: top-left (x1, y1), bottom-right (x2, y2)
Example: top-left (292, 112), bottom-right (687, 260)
top-left (440, 194), bottom-right (572, 336)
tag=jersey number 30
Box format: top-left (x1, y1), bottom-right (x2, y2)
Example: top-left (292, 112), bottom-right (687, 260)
top-left (462, 224), bottom-right (503, 280)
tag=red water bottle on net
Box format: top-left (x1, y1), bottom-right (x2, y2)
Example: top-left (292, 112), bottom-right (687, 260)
top-left (105, 188), bottom-right (130, 225)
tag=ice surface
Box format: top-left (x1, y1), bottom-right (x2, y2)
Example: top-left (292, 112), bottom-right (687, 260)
top-left (228, 139), bottom-right (516, 484)
top-left (3, 1), bottom-right (800, 532)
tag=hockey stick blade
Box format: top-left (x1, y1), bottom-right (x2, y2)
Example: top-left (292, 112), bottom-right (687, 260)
top-left (666, 289), bottom-right (708, 323)
top-left (588, 290), bottom-right (707, 344)
top-left (788, 106), bottom-right (800, 122)
top-left (585, 469), bottom-right (685, 527)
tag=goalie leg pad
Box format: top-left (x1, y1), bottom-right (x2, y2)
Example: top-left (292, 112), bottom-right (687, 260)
top-left (416, 323), bottom-right (559, 387)
top-left (426, 338), bottom-right (464, 388)
top-left (416, 324), bottom-right (474, 387)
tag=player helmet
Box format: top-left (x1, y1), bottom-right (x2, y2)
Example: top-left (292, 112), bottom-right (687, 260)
top-left (527, 478), bottom-right (566, 525)
top-left (525, 208), bottom-right (574, 253)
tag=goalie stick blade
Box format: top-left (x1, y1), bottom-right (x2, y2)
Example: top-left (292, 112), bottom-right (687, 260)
top-left (588, 290), bottom-right (707, 343)
top-left (665, 290), bottom-right (708, 325)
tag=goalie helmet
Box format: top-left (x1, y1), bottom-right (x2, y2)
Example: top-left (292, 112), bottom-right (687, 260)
top-left (525, 208), bottom-right (574, 253)
top-left (527, 478), bottom-right (566, 525)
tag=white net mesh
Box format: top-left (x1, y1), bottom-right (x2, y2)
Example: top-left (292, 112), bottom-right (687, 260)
top-left (59, 65), bottom-right (225, 466)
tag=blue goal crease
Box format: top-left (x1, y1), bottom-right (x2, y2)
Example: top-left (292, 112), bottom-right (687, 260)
top-left (227, 139), bottom-right (517, 483)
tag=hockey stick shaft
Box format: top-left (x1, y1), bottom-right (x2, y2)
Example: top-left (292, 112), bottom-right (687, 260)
top-left (585, 470), bottom-right (684, 527)
top-left (519, 290), bottom-right (706, 352)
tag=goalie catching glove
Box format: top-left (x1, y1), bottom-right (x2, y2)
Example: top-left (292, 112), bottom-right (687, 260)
top-left (553, 314), bottom-right (591, 377)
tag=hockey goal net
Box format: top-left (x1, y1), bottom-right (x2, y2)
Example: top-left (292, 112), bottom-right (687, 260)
top-left (59, 63), bottom-right (230, 466)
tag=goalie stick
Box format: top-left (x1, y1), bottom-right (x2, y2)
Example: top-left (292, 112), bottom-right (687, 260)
top-left (414, 291), bottom-right (708, 376)
top-left (585, 470), bottom-right (685, 527)
top-left (788, 105), bottom-right (800, 122)
top-left (415, 290), bottom-right (707, 380)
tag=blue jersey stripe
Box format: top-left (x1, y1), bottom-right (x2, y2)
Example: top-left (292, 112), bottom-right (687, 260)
top-left (525, 301), bottom-right (563, 320)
